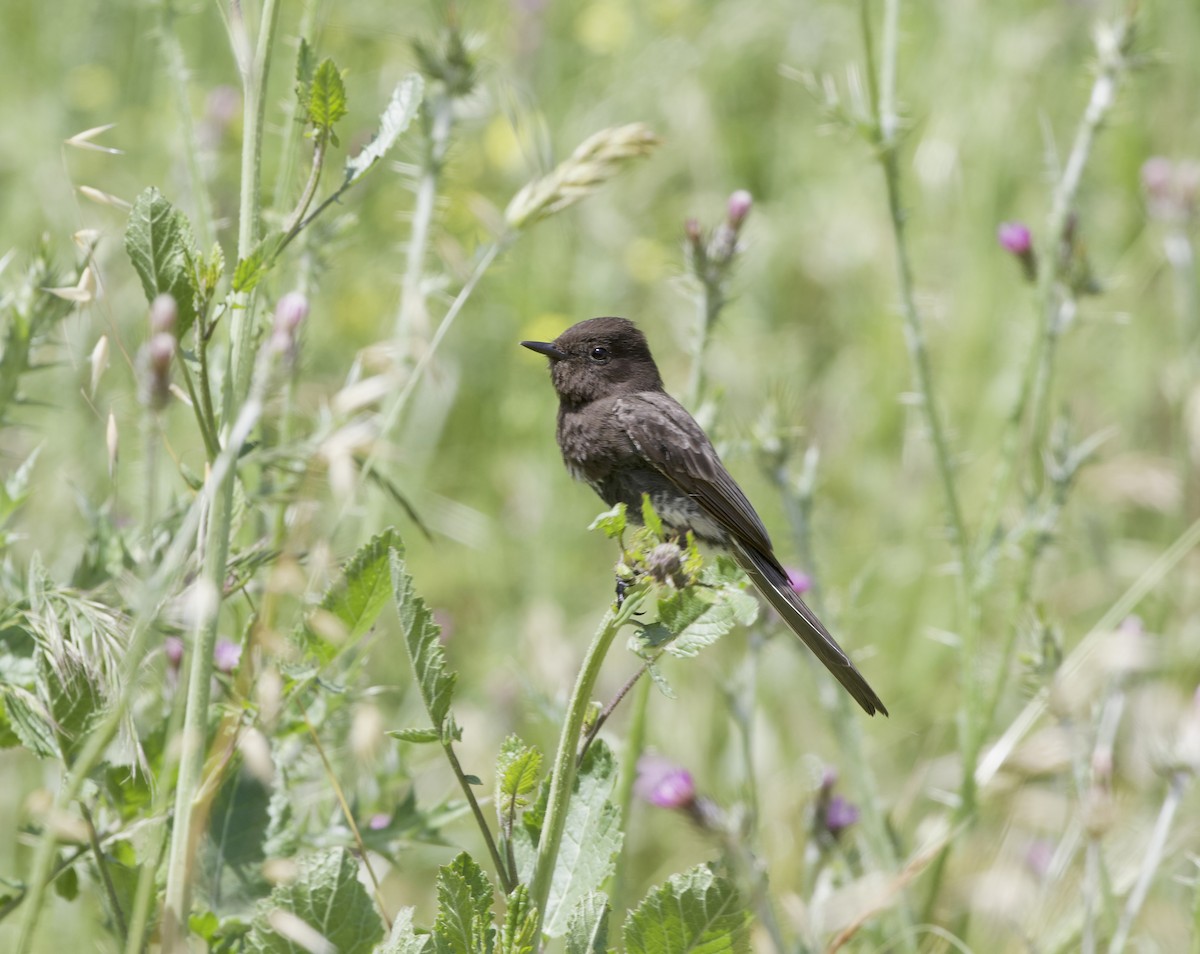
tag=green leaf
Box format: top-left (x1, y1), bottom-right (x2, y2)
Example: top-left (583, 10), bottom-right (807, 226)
top-left (391, 547), bottom-right (457, 741)
top-left (294, 37), bottom-right (316, 111)
top-left (564, 892), bottom-right (609, 954)
top-left (375, 908), bottom-right (432, 954)
top-left (588, 504), bottom-right (626, 540)
top-left (0, 445), bottom-right (39, 529)
top-left (623, 865), bottom-right (751, 954)
top-left (640, 494), bottom-right (664, 539)
top-left (495, 735), bottom-right (542, 827)
top-left (298, 528), bottom-right (398, 665)
top-left (232, 231), bottom-right (283, 293)
top-left (500, 884), bottom-right (538, 954)
top-left (390, 726), bottom-right (441, 744)
top-left (543, 742), bottom-right (622, 938)
top-left (433, 852), bottom-right (495, 954)
top-left (308, 58), bottom-right (348, 142)
top-left (2, 686), bottom-right (56, 757)
top-left (345, 73), bottom-right (425, 186)
top-left (123, 187), bottom-right (200, 337)
top-left (41, 649), bottom-right (104, 760)
top-left (652, 583), bottom-right (758, 659)
top-left (245, 848), bottom-right (385, 954)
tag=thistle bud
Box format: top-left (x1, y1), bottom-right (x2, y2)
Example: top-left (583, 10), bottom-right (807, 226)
top-left (150, 293), bottom-right (178, 335)
top-left (271, 291), bottom-right (309, 363)
top-left (997, 221), bottom-right (1036, 282)
top-left (726, 189), bottom-right (753, 230)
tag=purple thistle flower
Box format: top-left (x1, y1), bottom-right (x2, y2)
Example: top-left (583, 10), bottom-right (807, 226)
top-left (214, 638), bottom-right (242, 674)
top-left (164, 636), bottom-right (184, 669)
top-left (726, 190), bottom-right (753, 229)
top-left (824, 795), bottom-right (860, 837)
top-left (997, 221), bottom-right (1032, 255)
top-left (635, 754), bottom-right (696, 810)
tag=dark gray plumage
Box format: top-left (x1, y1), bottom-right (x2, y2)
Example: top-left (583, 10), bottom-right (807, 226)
top-left (522, 316), bottom-right (887, 717)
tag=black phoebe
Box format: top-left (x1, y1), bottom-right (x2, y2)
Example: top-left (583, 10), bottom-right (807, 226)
top-left (522, 316), bottom-right (887, 716)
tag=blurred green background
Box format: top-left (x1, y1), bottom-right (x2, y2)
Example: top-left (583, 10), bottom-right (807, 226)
top-left (2, 0), bottom-right (1200, 949)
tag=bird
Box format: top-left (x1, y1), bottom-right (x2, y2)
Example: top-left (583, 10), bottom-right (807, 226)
top-left (521, 316), bottom-right (887, 716)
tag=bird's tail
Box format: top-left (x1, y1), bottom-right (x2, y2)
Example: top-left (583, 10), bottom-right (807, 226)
top-left (731, 541), bottom-right (888, 717)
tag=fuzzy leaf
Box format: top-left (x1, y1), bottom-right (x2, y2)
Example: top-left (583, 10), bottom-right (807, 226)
top-left (495, 735), bottom-right (542, 826)
top-left (0, 445), bottom-right (39, 529)
top-left (652, 584), bottom-right (758, 659)
top-left (299, 528), bottom-right (398, 664)
top-left (308, 58), bottom-right (348, 141)
top-left (124, 188), bottom-right (200, 336)
top-left (565, 892), bottom-right (610, 954)
top-left (245, 848), bottom-right (384, 954)
top-left (232, 232), bottom-right (282, 293)
top-left (624, 865), bottom-right (750, 954)
top-left (391, 547), bottom-right (457, 740)
top-left (390, 726), bottom-right (441, 744)
top-left (375, 908), bottom-right (432, 954)
top-left (3, 687), bottom-right (55, 757)
top-left (294, 38), bottom-right (316, 109)
top-left (345, 73), bottom-right (424, 186)
top-left (543, 742), bottom-right (622, 937)
top-left (588, 504), bottom-right (626, 540)
top-left (640, 494), bottom-right (664, 538)
top-left (500, 884), bottom-right (538, 954)
top-left (433, 852), bottom-right (495, 954)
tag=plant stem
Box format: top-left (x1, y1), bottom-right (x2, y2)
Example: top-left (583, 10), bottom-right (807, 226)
top-left (611, 675), bottom-right (651, 914)
top-left (1109, 772), bottom-right (1188, 954)
top-left (686, 283), bottom-right (722, 409)
top-left (82, 804), bottom-right (127, 941)
top-left (444, 741), bottom-right (514, 894)
top-left (395, 92), bottom-right (454, 344)
top-left (531, 587), bottom-right (647, 939)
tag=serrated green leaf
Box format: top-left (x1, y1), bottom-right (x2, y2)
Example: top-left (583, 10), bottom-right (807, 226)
top-left (640, 494), bottom-right (664, 538)
top-left (294, 37), bottom-right (316, 111)
top-left (390, 726), bottom-right (441, 744)
top-left (588, 504), bottom-right (626, 540)
top-left (232, 232), bottom-right (282, 293)
top-left (375, 908), bottom-right (432, 954)
top-left (0, 445), bottom-right (39, 528)
top-left (123, 187), bottom-right (200, 337)
top-left (653, 584), bottom-right (758, 659)
top-left (565, 892), bottom-right (609, 954)
top-left (623, 865), bottom-right (751, 954)
top-left (495, 735), bottom-right (542, 828)
top-left (433, 852), bottom-right (495, 954)
top-left (346, 73), bottom-right (424, 186)
top-left (309, 58), bottom-right (348, 137)
top-left (500, 884), bottom-right (538, 954)
top-left (298, 528), bottom-right (398, 664)
top-left (245, 848), bottom-right (385, 954)
top-left (543, 742), bottom-right (622, 938)
top-left (391, 547), bottom-right (457, 739)
top-left (3, 686), bottom-right (56, 757)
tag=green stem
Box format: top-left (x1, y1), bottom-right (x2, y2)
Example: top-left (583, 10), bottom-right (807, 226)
top-left (444, 742), bottom-right (514, 894)
top-left (271, 0), bottom-right (320, 211)
top-left (531, 588), bottom-right (647, 939)
top-left (395, 92), bottom-right (454, 344)
top-left (686, 282), bottom-right (721, 409)
top-left (177, 357), bottom-right (220, 461)
top-left (611, 675), bottom-right (651, 915)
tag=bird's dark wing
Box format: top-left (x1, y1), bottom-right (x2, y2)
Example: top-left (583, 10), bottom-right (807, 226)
top-left (613, 391), bottom-right (774, 554)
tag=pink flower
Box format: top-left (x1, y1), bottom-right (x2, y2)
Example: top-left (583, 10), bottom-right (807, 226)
top-left (786, 568), bottom-right (812, 596)
top-left (997, 221), bottom-right (1032, 255)
top-left (634, 754), bottom-right (695, 809)
top-left (214, 639), bottom-right (242, 674)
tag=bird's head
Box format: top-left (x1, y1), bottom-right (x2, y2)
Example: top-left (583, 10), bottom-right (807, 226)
top-left (522, 316), bottom-right (663, 405)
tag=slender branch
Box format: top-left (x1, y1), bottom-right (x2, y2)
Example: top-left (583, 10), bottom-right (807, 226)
top-left (611, 675), bottom-right (650, 915)
top-left (443, 742), bottom-right (514, 893)
top-left (531, 588), bottom-right (647, 939)
top-left (176, 357), bottom-right (220, 461)
top-left (280, 137), bottom-right (327, 238)
top-left (83, 804), bottom-right (128, 942)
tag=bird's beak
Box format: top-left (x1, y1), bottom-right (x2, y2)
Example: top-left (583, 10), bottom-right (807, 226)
top-left (521, 340), bottom-right (568, 361)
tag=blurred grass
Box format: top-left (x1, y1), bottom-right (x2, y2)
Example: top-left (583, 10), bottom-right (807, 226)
top-left (2, 0), bottom-right (1200, 949)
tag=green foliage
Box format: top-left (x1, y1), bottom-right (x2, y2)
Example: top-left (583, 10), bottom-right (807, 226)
top-left (123, 187), bottom-right (201, 337)
top-left (297, 527), bottom-right (398, 664)
top-left (376, 909), bottom-right (432, 954)
top-left (345, 74), bottom-right (425, 186)
top-left (306, 58), bottom-right (348, 147)
top-left (245, 848), bottom-right (384, 954)
top-left (623, 866), bottom-right (751, 954)
top-left (495, 735), bottom-right (542, 826)
top-left (499, 885), bottom-right (538, 954)
top-left (232, 232), bottom-right (282, 294)
top-left (391, 545), bottom-right (458, 743)
top-left (564, 892), bottom-right (610, 954)
top-left (433, 852), bottom-right (495, 954)
top-left (542, 742), bottom-right (623, 938)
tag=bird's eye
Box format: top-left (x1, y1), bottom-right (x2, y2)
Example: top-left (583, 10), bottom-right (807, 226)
top-left (589, 346), bottom-right (610, 363)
